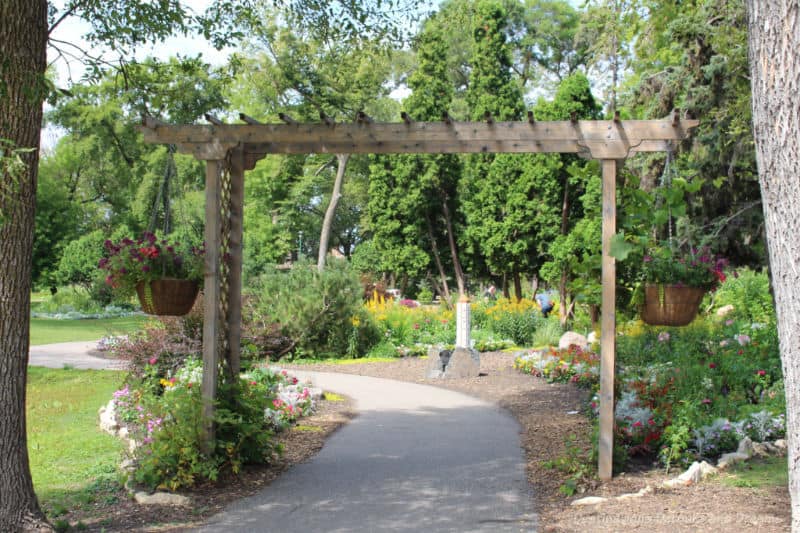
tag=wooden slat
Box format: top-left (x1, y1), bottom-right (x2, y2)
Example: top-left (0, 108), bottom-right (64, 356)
top-left (140, 119), bottom-right (699, 149)
top-left (201, 159), bottom-right (222, 452)
top-left (599, 159), bottom-right (617, 481)
top-left (226, 147), bottom-right (245, 378)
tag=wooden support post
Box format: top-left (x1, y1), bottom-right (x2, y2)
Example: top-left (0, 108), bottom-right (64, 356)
top-left (599, 159), bottom-right (617, 480)
top-left (202, 159), bottom-right (222, 451)
top-left (227, 147), bottom-right (245, 378)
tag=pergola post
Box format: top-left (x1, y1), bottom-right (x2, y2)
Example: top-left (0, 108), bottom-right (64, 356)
top-left (598, 158), bottom-right (617, 480)
top-left (202, 158), bottom-right (223, 449)
top-left (226, 147), bottom-right (245, 378)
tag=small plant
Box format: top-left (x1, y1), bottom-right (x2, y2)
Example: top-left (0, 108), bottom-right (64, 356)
top-left (542, 434), bottom-right (594, 496)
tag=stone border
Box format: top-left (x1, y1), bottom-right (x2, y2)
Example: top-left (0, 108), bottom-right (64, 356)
top-left (571, 436), bottom-right (787, 506)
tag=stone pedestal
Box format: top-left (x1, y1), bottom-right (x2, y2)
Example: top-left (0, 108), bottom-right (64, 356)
top-left (426, 346), bottom-right (480, 379)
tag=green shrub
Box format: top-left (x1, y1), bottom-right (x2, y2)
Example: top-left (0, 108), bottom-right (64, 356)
top-left (712, 268), bottom-right (775, 324)
top-left (249, 259), bottom-right (377, 359)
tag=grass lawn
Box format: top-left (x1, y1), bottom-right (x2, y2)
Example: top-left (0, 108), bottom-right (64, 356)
top-left (719, 455), bottom-right (789, 489)
top-left (30, 316), bottom-right (150, 346)
top-left (27, 367), bottom-right (126, 520)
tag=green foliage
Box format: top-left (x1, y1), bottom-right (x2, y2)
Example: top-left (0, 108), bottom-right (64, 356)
top-left (250, 259), bottom-right (376, 359)
top-left (542, 433), bottom-right (594, 497)
top-left (711, 268), bottom-right (775, 324)
top-left (55, 230), bottom-right (107, 290)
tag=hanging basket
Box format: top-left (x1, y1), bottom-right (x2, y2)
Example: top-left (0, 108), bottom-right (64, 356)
top-left (136, 279), bottom-right (199, 316)
top-left (640, 284), bottom-right (706, 327)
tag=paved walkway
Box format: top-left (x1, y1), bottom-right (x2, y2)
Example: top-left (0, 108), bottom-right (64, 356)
top-left (28, 341), bottom-right (127, 370)
top-left (27, 345), bottom-right (538, 531)
top-left (199, 371), bottom-right (537, 533)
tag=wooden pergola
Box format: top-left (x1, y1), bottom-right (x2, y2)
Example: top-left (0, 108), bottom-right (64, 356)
top-left (140, 111), bottom-right (698, 480)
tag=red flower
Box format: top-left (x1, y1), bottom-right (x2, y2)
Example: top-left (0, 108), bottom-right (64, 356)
top-left (708, 363), bottom-right (717, 369)
top-left (632, 421), bottom-right (643, 428)
top-left (757, 369), bottom-right (767, 376)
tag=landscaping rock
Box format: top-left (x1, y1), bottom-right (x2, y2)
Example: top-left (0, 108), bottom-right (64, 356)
top-left (716, 304), bottom-right (735, 317)
top-left (737, 436), bottom-right (754, 457)
top-left (307, 387), bottom-right (324, 401)
top-left (134, 491), bottom-right (190, 506)
top-left (425, 347), bottom-right (451, 379)
top-left (751, 441), bottom-right (772, 457)
top-left (664, 461), bottom-right (717, 488)
top-left (98, 399), bottom-right (119, 435)
top-left (774, 439), bottom-right (787, 451)
top-left (717, 452), bottom-right (750, 469)
top-left (615, 486), bottom-right (652, 501)
top-left (587, 331), bottom-right (598, 345)
top-left (442, 347), bottom-right (480, 379)
top-left (558, 332), bottom-right (588, 350)
top-left (571, 496), bottom-right (607, 506)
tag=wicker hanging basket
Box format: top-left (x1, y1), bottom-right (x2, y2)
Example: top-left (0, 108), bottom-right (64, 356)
top-left (136, 279), bottom-right (199, 316)
top-left (640, 284), bottom-right (706, 327)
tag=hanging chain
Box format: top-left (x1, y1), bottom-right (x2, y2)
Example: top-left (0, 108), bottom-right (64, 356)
top-left (660, 146), bottom-right (675, 250)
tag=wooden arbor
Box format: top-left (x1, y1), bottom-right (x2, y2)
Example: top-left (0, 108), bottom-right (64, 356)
top-left (140, 111), bottom-right (698, 479)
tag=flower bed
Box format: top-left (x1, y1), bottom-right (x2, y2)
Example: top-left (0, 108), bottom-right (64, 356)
top-left (514, 345), bottom-right (600, 387)
top-left (106, 356), bottom-right (317, 491)
top-left (515, 309), bottom-right (785, 471)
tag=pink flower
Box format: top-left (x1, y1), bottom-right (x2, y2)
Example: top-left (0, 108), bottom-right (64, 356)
top-left (250, 381), bottom-right (258, 386)
top-left (632, 421), bottom-right (643, 428)
top-left (658, 331), bottom-right (670, 342)
top-left (148, 357), bottom-right (158, 365)
top-left (725, 319), bottom-right (734, 326)
top-left (701, 398), bottom-right (712, 404)
top-left (757, 369), bottom-right (767, 376)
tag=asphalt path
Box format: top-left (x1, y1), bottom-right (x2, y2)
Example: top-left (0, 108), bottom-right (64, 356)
top-left (198, 371), bottom-right (537, 533)
top-left (28, 341), bottom-right (126, 370)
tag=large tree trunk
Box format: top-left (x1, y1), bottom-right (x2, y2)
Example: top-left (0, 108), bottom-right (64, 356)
top-left (0, 1), bottom-right (53, 531)
top-left (317, 154), bottom-right (349, 272)
top-left (745, 2), bottom-right (800, 530)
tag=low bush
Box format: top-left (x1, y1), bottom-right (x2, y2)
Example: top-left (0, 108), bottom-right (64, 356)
top-left (249, 259), bottom-right (378, 359)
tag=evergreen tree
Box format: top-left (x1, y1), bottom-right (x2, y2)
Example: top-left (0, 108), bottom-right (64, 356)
top-left (459, 0), bottom-right (544, 299)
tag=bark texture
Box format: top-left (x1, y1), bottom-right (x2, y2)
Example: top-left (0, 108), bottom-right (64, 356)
top-left (0, 0), bottom-right (52, 531)
top-left (745, 1), bottom-right (800, 530)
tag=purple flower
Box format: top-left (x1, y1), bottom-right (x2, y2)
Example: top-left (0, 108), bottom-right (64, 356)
top-left (643, 255), bottom-right (653, 263)
top-left (98, 257), bottom-right (109, 269)
top-left (142, 265), bottom-right (151, 272)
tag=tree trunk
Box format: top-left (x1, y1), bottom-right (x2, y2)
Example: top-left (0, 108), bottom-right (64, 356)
top-left (0, 1), bottom-right (53, 531)
top-left (424, 212), bottom-right (451, 302)
top-left (745, 2), bottom-right (800, 529)
top-left (513, 271), bottom-right (523, 302)
top-left (559, 270), bottom-right (569, 326)
top-left (441, 198), bottom-right (466, 296)
top-left (317, 154), bottom-right (349, 272)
